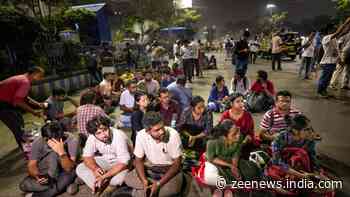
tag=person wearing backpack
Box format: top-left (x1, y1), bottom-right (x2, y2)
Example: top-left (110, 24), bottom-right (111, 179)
top-left (230, 69), bottom-right (250, 95)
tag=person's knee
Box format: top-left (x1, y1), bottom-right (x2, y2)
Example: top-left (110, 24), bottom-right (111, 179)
top-left (76, 163), bottom-right (87, 178)
top-left (110, 170), bottom-right (128, 186)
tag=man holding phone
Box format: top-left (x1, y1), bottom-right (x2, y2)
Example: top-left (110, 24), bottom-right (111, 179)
top-left (19, 121), bottom-right (78, 197)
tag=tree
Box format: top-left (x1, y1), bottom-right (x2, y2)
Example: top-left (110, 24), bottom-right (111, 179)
top-left (335, 0), bottom-right (350, 23)
top-left (172, 8), bottom-right (201, 28)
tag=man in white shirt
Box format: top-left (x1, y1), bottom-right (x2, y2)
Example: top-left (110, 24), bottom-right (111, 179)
top-left (271, 32), bottom-right (283, 71)
top-left (317, 20), bottom-right (350, 97)
top-left (137, 70), bottom-right (160, 97)
top-left (125, 112), bottom-right (183, 197)
top-left (76, 115), bottom-right (130, 196)
top-left (300, 32), bottom-right (316, 79)
top-left (181, 40), bottom-right (194, 83)
top-left (190, 39), bottom-right (200, 77)
top-left (119, 80), bottom-right (137, 128)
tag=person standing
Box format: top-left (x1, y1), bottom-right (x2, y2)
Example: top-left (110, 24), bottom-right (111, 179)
top-left (180, 40), bottom-right (194, 83)
top-left (190, 39), bottom-right (200, 77)
top-left (249, 36), bottom-right (260, 64)
top-left (271, 32), bottom-right (283, 71)
top-left (0, 66), bottom-right (46, 149)
top-left (300, 32), bottom-right (316, 79)
top-left (317, 20), bottom-right (350, 97)
top-left (235, 30), bottom-right (250, 75)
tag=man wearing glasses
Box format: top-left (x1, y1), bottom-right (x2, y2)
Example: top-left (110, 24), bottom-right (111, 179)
top-left (125, 111), bottom-right (183, 197)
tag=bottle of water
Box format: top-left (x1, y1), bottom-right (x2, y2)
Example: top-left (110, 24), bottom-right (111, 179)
top-left (171, 114), bottom-right (177, 129)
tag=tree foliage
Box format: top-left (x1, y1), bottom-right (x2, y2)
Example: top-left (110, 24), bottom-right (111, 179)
top-left (172, 8), bottom-right (201, 27)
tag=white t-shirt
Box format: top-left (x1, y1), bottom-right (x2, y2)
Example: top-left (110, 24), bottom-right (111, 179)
top-left (134, 127), bottom-right (182, 165)
top-left (83, 128), bottom-right (130, 165)
top-left (320, 34), bottom-right (339, 65)
top-left (230, 77), bottom-right (250, 95)
top-left (119, 89), bottom-right (135, 109)
top-left (180, 46), bottom-right (192, 60)
top-left (190, 41), bottom-right (199, 58)
top-left (302, 37), bottom-right (315, 58)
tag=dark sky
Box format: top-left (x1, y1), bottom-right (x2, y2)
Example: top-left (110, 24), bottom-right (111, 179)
top-left (195, 0), bottom-right (336, 30)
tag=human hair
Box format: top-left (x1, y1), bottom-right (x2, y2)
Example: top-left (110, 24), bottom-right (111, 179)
top-left (176, 75), bottom-right (186, 86)
top-left (276, 90), bottom-right (292, 101)
top-left (190, 96), bottom-right (205, 108)
top-left (210, 119), bottom-right (235, 139)
top-left (86, 115), bottom-right (112, 135)
top-left (143, 70), bottom-right (153, 76)
top-left (126, 80), bottom-right (137, 88)
top-left (52, 88), bottom-right (66, 97)
top-left (287, 114), bottom-right (309, 131)
top-left (228, 93), bottom-right (244, 104)
top-left (257, 70), bottom-right (268, 81)
top-left (215, 75), bottom-right (224, 84)
top-left (80, 89), bottom-right (97, 105)
top-left (103, 72), bottom-right (113, 79)
top-left (28, 66), bottom-right (44, 75)
top-left (159, 88), bottom-right (169, 96)
top-left (142, 111), bottom-right (163, 130)
top-left (41, 121), bottom-right (65, 140)
top-left (234, 70), bottom-right (248, 90)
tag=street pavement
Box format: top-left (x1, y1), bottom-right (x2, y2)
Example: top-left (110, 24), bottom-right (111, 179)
top-left (0, 52), bottom-right (350, 196)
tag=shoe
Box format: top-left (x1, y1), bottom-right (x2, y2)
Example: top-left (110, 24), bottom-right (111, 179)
top-left (329, 85), bottom-right (338, 90)
top-left (66, 183), bottom-right (79, 195)
top-left (317, 92), bottom-right (328, 98)
top-left (341, 86), bottom-right (350, 90)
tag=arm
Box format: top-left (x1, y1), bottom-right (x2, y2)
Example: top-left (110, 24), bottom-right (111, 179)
top-left (159, 157), bottom-right (182, 187)
top-left (134, 156), bottom-right (148, 186)
top-left (16, 101), bottom-right (42, 117)
top-left (101, 163), bottom-right (128, 179)
top-left (83, 156), bottom-right (101, 172)
top-left (120, 105), bottom-right (134, 113)
top-left (131, 112), bottom-right (144, 132)
top-left (47, 139), bottom-right (75, 172)
top-left (211, 158), bottom-right (232, 168)
top-left (28, 160), bottom-right (40, 178)
top-left (26, 96), bottom-right (44, 109)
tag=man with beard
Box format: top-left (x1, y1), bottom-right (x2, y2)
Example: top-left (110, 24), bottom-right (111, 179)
top-left (137, 70), bottom-right (160, 98)
top-left (76, 115), bottom-right (130, 196)
top-left (125, 112), bottom-right (183, 197)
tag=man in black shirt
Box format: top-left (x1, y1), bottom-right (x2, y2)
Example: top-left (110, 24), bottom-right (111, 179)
top-left (235, 30), bottom-right (250, 75)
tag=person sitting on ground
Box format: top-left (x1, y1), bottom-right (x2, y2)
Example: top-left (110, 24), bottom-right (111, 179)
top-left (99, 72), bottom-right (120, 112)
top-left (131, 92), bottom-right (150, 145)
top-left (204, 120), bottom-right (260, 197)
top-left (0, 66), bottom-right (46, 150)
top-left (167, 76), bottom-right (192, 113)
top-left (20, 121), bottom-right (78, 197)
top-left (208, 75), bottom-right (230, 112)
top-left (208, 55), bottom-right (217, 69)
top-left (151, 88), bottom-right (181, 127)
top-left (77, 89), bottom-right (108, 137)
top-left (133, 70), bottom-right (144, 82)
top-left (250, 70), bottom-right (275, 97)
top-left (219, 93), bottom-right (258, 154)
top-left (112, 72), bottom-right (125, 94)
top-left (45, 88), bottom-right (78, 122)
top-left (76, 115), bottom-right (130, 196)
top-left (259, 90), bottom-right (301, 143)
top-left (177, 96), bottom-right (213, 153)
top-left (160, 69), bottom-right (176, 88)
top-left (230, 69), bottom-right (250, 95)
top-left (125, 111), bottom-right (183, 197)
top-left (268, 114), bottom-right (321, 181)
top-left (119, 80), bottom-right (137, 128)
top-left (137, 70), bottom-right (160, 98)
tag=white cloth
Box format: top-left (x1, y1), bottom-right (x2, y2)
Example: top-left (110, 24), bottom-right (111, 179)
top-left (230, 77), bottom-right (250, 95)
top-left (82, 128), bottom-right (130, 165)
top-left (76, 157), bottom-right (128, 190)
top-left (203, 161), bottom-right (220, 186)
top-left (180, 46), bottom-right (192, 60)
top-left (302, 37), bottom-right (315, 57)
top-left (119, 89), bottom-right (135, 108)
top-left (249, 40), bottom-right (259, 52)
top-left (190, 41), bottom-right (199, 58)
top-left (271, 36), bottom-right (283, 54)
top-left (134, 127), bottom-right (182, 165)
top-left (320, 34), bottom-right (339, 64)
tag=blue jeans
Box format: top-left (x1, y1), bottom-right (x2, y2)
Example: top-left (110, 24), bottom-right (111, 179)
top-left (236, 58), bottom-right (248, 75)
top-left (317, 64), bottom-right (336, 93)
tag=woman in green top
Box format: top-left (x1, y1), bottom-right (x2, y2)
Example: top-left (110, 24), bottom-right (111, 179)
top-left (205, 120), bottom-right (260, 197)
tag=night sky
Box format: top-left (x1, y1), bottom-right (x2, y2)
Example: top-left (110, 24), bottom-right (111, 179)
top-left (194, 0), bottom-right (336, 30)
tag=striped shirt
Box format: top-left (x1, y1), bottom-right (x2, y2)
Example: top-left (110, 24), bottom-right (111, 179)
top-left (260, 107), bottom-right (301, 134)
top-left (77, 104), bottom-right (107, 135)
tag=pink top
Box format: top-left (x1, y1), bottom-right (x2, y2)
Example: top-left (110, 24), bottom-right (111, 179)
top-left (0, 74), bottom-right (31, 106)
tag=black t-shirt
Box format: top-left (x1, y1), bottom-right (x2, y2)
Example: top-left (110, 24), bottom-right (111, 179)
top-left (235, 39), bottom-right (249, 60)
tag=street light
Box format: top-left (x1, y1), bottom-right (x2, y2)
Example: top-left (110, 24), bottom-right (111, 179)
top-left (179, 0), bottom-right (192, 9)
top-left (266, 3), bottom-right (276, 16)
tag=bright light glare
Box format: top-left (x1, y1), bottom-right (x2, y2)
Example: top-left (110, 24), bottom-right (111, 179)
top-left (266, 4), bottom-right (276, 9)
top-left (180, 0), bottom-right (192, 8)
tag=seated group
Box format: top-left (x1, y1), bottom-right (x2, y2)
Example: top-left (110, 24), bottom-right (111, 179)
top-left (19, 80), bottom-right (328, 197)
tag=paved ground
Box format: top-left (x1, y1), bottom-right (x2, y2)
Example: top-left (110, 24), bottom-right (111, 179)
top-left (1, 52), bottom-right (350, 196)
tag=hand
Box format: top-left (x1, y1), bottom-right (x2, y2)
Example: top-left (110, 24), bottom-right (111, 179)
top-left (33, 111), bottom-right (44, 119)
top-left (223, 96), bottom-right (229, 101)
top-left (93, 168), bottom-right (105, 179)
top-left (149, 181), bottom-right (160, 197)
top-left (188, 135), bottom-right (196, 147)
top-left (231, 166), bottom-right (241, 180)
top-left (47, 138), bottom-right (65, 156)
top-left (243, 135), bottom-right (252, 144)
top-left (142, 179), bottom-right (149, 190)
top-left (36, 176), bottom-right (49, 185)
top-left (39, 102), bottom-right (48, 109)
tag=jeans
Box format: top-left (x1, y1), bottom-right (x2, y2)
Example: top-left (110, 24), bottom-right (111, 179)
top-left (300, 57), bottom-right (312, 78)
top-left (318, 64), bottom-right (336, 93)
top-left (183, 58), bottom-right (194, 82)
top-left (0, 102), bottom-right (24, 149)
top-left (272, 53), bottom-right (282, 70)
top-left (236, 58), bottom-right (248, 75)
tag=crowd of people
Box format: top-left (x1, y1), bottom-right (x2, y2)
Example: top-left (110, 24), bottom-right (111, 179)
top-left (1, 19), bottom-right (350, 196)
